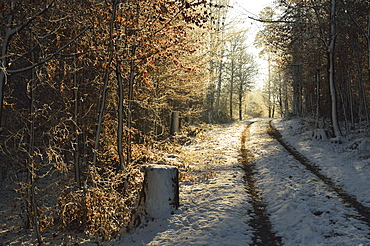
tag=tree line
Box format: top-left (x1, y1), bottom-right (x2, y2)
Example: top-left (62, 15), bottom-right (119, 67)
top-left (0, 0), bottom-right (258, 243)
top-left (256, 0), bottom-right (370, 137)
top-left (205, 3), bottom-right (258, 123)
top-left (1, 0), bottom-right (210, 242)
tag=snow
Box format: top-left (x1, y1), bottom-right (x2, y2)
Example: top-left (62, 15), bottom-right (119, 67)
top-left (87, 118), bottom-right (370, 246)
top-left (117, 123), bottom-right (254, 246)
top-left (273, 118), bottom-right (370, 208)
top-left (249, 119), bottom-right (370, 245)
top-left (4, 118), bottom-right (370, 245)
top-left (143, 165), bottom-right (178, 219)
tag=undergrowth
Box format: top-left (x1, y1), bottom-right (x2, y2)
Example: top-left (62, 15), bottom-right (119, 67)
top-left (57, 126), bottom-right (204, 241)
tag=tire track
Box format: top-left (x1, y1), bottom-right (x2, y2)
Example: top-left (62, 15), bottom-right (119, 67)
top-left (240, 123), bottom-right (282, 246)
top-left (267, 120), bottom-right (370, 228)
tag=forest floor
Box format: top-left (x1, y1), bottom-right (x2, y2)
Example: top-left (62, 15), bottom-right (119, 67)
top-left (117, 118), bottom-right (370, 246)
top-left (3, 118), bottom-right (370, 245)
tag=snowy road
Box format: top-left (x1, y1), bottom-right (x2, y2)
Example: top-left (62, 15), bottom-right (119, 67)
top-left (116, 119), bottom-right (370, 246)
top-left (248, 120), bottom-right (370, 245)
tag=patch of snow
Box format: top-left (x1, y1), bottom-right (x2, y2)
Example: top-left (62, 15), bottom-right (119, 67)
top-left (273, 118), bottom-right (370, 207)
top-left (249, 121), bottom-right (370, 245)
top-left (112, 122), bottom-right (255, 246)
top-left (143, 165), bottom-right (179, 219)
top-left (109, 119), bottom-right (370, 246)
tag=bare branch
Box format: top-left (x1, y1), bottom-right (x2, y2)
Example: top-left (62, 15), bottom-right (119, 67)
top-left (248, 16), bottom-right (316, 26)
top-left (8, 26), bottom-right (91, 74)
top-left (9, 1), bottom-right (55, 36)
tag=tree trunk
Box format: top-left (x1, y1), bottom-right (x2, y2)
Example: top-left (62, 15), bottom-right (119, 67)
top-left (93, 1), bottom-right (116, 166)
top-left (355, 51), bottom-right (369, 125)
top-left (267, 57), bottom-right (272, 118)
top-left (284, 79), bottom-right (289, 116)
top-left (238, 91), bottom-right (242, 121)
top-left (328, 0), bottom-right (342, 137)
top-left (127, 47), bottom-right (135, 166)
top-left (0, 18), bottom-right (13, 130)
top-left (92, 67), bottom-right (111, 167)
top-left (73, 54), bottom-right (81, 187)
top-left (338, 80), bottom-right (349, 131)
top-left (315, 69), bottom-right (321, 127)
top-left (130, 164), bottom-right (179, 230)
top-left (26, 42), bottom-right (42, 243)
top-left (328, 49), bottom-right (341, 137)
top-left (229, 59), bottom-right (234, 119)
top-left (216, 56), bottom-right (224, 112)
top-left (142, 165), bottom-right (179, 218)
top-left (170, 111), bottom-right (180, 135)
top-left (368, 11), bottom-right (370, 71)
top-left (347, 69), bottom-right (354, 128)
top-left (116, 63), bottom-right (125, 171)
top-left (292, 64), bottom-right (302, 116)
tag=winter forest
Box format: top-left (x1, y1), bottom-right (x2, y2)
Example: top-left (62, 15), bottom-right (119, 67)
top-left (1, 0), bottom-right (370, 245)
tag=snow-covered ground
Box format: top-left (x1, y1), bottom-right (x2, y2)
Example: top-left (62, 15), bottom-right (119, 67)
top-left (116, 122), bottom-right (254, 246)
top-left (251, 119), bottom-right (370, 245)
top-left (96, 118), bottom-right (370, 245)
top-left (3, 118), bottom-right (370, 245)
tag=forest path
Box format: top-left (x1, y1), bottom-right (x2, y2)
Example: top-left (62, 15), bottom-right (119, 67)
top-left (118, 119), bottom-right (370, 245)
top-left (267, 120), bottom-right (370, 228)
top-left (245, 119), bottom-right (370, 245)
top-left (240, 122), bottom-right (282, 246)
top-left (3, 120), bottom-right (370, 245)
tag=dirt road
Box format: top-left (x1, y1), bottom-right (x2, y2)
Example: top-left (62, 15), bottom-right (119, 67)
top-left (5, 119), bottom-right (368, 245)
top-left (244, 119), bottom-right (370, 245)
top-left (120, 119), bottom-right (370, 245)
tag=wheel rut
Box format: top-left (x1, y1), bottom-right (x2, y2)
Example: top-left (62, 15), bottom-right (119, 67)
top-left (267, 120), bottom-right (370, 229)
top-left (240, 123), bottom-right (282, 246)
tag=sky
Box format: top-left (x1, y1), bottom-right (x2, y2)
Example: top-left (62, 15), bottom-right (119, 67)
top-left (231, 0), bottom-right (274, 26)
top-left (229, 0), bottom-right (275, 88)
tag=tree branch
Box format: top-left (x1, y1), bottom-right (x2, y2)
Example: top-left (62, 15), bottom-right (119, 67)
top-left (9, 1), bottom-right (55, 36)
top-left (248, 16), bottom-right (317, 26)
top-left (8, 26), bottom-right (91, 74)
